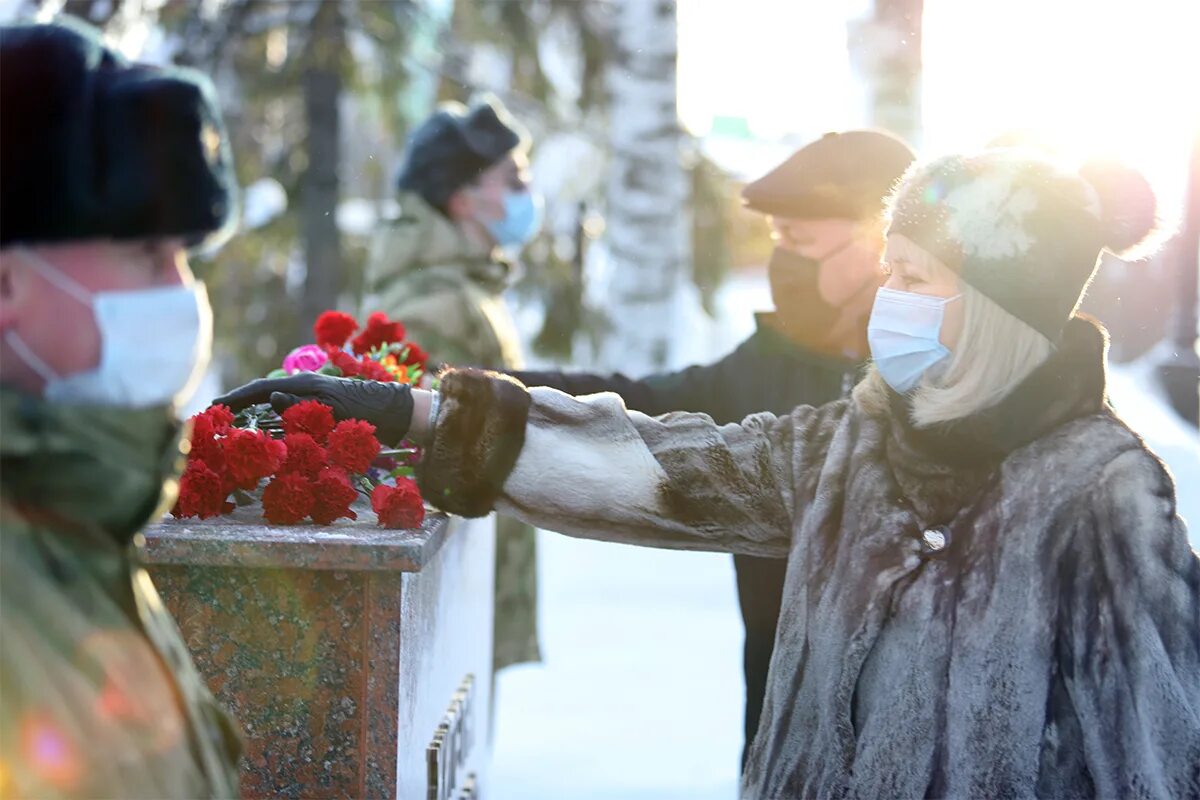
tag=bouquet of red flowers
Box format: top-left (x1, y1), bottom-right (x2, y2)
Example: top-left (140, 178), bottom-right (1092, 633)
top-left (171, 311), bottom-right (429, 529)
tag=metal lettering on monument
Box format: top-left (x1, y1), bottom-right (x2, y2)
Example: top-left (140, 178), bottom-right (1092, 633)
top-left (426, 674), bottom-right (477, 800)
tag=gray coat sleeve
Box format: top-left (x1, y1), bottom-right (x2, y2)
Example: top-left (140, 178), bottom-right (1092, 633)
top-left (1061, 447), bottom-right (1200, 798)
top-left (415, 369), bottom-right (843, 557)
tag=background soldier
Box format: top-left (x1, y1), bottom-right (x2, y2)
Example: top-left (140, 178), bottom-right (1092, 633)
top-left (363, 97), bottom-right (543, 673)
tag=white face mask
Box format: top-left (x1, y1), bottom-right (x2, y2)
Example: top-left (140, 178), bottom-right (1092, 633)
top-left (5, 248), bottom-right (212, 409)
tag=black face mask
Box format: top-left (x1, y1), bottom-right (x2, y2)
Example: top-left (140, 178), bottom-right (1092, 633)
top-left (766, 247), bottom-right (840, 335)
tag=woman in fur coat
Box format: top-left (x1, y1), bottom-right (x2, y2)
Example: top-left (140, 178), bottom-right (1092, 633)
top-left (221, 150), bottom-right (1200, 799)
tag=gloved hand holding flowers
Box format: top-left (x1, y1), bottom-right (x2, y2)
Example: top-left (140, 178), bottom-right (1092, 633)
top-left (173, 311), bottom-right (428, 529)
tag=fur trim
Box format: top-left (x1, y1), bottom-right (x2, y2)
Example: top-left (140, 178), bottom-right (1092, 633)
top-left (415, 368), bottom-right (531, 517)
top-left (0, 20), bottom-right (237, 249)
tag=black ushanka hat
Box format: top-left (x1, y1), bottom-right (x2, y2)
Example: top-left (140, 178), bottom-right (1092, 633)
top-left (886, 149), bottom-right (1157, 341)
top-left (395, 95), bottom-right (529, 215)
top-left (0, 18), bottom-right (238, 251)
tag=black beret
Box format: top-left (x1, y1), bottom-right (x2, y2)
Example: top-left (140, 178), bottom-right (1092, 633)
top-left (395, 96), bottom-right (528, 213)
top-left (0, 19), bottom-right (238, 250)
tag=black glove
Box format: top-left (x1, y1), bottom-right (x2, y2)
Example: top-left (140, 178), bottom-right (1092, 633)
top-left (213, 373), bottom-right (415, 446)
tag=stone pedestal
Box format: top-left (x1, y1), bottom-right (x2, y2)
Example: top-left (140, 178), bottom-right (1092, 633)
top-left (142, 509), bottom-right (494, 800)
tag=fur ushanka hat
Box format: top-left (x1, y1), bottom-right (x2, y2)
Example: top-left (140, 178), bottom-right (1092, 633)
top-left (886, 149), bottom-right (1158, 341)
top-left (395, 95), bottom-right (529, 215)
top-left (0, 19), bottom-right (238, 251)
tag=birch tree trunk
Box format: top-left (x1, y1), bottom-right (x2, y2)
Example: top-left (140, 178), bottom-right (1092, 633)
top-left (848, 0), bottom-right (924, 145)
top-left (298, 0), bottom-right (344, 345)
top-left (600, 0), bottom-right (690, 373)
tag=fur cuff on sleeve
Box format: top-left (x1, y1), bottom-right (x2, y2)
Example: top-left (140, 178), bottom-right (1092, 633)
top-left (415, 369), bottom-right (532, 517)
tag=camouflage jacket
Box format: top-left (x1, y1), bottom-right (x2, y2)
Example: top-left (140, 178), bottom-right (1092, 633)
top-left (363, 191), bottom-right (523, 370)
top-left (363, 192), bottom-right (539, 669)
top-left (0, 389), bottom-right (241, 798)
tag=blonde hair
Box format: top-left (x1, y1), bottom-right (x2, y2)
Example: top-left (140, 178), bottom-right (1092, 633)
top-left (854, 281), bottom-right (1056, 428)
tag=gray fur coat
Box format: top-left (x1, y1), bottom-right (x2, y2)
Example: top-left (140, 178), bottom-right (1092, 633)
top-left (417, 317), bottom-right (1200, 799)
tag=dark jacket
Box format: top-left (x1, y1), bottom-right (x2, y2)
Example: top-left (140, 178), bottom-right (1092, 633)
top-left (417, 316), bottom-right (1200, 799)
top-left (0, 390), bottom-right (241, 798)
top-left (514, 312), bottom-right (861, 423)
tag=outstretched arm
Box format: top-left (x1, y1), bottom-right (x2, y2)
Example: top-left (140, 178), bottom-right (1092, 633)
top-left (216, 370), bottom-right (837, 556)
top-left (415, 370), bottom-right (835, 557)
top-left (510, 358), bottom-right (732, 419)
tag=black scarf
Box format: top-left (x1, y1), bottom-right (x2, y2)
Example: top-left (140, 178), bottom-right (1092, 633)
top-left (883, 315), bottom-right (1110, 524)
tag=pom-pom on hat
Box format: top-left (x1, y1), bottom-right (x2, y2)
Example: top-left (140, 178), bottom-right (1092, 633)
top-left (886, 149), bottom-right (1158, 341)
top-left (395, 95), bottom-right (529, 215)
top-left (0, 18), bottom-right (238, 251)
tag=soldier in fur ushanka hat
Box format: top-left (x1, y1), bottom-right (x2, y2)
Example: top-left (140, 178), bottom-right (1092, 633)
top-left (1, 18), bottom-right (242, 798)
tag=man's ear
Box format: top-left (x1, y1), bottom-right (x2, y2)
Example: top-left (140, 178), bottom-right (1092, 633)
top-left (444, 188), bottom-right (473, 223)
top-left (0, 250), bottom-right (28, 331)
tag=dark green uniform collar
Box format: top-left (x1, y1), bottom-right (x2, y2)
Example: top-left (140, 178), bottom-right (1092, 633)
top-left (0, 387), bottom-right (186, 544)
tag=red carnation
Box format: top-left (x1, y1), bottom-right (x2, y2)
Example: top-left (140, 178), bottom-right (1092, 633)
top-left (351, 312), bottom-right (406, 356)
top-left (310, 468), bottom-right (359, 525)
top-left (262, 472), bottom-right (315, 524)
top-left (314, 311), bottom-right (359, 349)
top-left (371, 480), bottom-right (425, 529)
top-left (188, 437), bottom-right (225, 475)
top-left (281, 400), bottom-right (336, 443)
top-left (280, 433), bottom-right (327, 477)
top-left (357, 359), bottom-right (395, 383)
top-left (188, 404), bottom-right (235, 468)
top-left (172, 460), bottom-right (233, 519)
top-left (323, 347), bottom-right (361, 378)
top-left (199, 404), bottom-right (235, 434)
top-left (326, 419), bottom-right (380, 474)
top-left (223, 428), bottom-right (287, 490)
top-left (401, 342), bottom-right (428, 369)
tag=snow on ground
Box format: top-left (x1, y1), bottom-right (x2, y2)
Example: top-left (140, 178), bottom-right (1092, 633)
top-left (489, 535), bottom-right (745, 800)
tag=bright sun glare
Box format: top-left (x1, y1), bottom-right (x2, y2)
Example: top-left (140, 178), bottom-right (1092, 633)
top-left (923, 0), bottom-right (1199, 220)
top-left (680, 0), bottom-right (1198, 222)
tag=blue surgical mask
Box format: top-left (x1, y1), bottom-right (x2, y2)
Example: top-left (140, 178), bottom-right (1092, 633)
top-left (5, 248), bottom-right (212, 409)
top-left (483, 190), bottom-right (543, 249)
top-left (867, 287), bottom-right (961, 393)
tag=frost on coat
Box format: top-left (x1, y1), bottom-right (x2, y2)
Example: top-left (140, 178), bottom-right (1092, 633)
top-left (418, 316), bottom-right (1200, 798)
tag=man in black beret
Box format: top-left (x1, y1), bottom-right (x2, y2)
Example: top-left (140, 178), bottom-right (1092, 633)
top-left (362, 97), bottom-right (543, 675)
top-left (510, 130), bottom-right (916, 769)
top-left (0, 18), bottom-right (241, 798)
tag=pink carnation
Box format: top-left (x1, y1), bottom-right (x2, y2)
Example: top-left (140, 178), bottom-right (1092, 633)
top-left (283, 344), bottom-right (329, 374)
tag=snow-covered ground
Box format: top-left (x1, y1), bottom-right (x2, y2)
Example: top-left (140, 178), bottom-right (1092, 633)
top-left (490, 536), bottom-right (745, 800)
top-left (493, 271), bottom-right (1198, 800)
